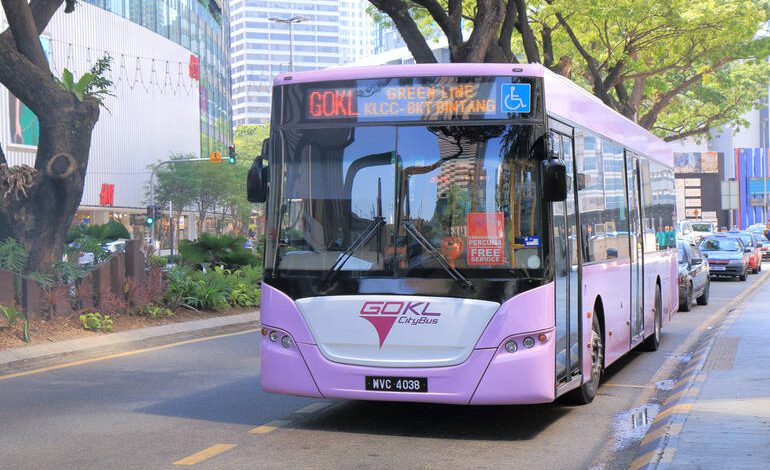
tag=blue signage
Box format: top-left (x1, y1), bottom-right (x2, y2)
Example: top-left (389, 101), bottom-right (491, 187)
top-left (500, 83), bottom-right (531, 113)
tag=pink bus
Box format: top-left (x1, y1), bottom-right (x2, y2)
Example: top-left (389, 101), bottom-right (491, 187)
top-left (247, 64), bottom-right (677, 405)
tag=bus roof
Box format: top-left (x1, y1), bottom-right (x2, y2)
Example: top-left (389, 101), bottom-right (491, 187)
top-left (274, 63), bottom-right (672, 167)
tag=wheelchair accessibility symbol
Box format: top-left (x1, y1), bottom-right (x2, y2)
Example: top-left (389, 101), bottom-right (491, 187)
top-left (500, 83), bottom-right (531, 113)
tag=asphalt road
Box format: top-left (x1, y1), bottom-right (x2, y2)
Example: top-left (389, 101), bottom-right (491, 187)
top-left (0, 268), bottom-right (766, 470)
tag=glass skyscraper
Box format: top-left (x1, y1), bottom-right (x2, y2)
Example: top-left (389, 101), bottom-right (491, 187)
top-left (84, 0), bottom-right (233, 157)
top-left (229, 0), bottom-right (376, 125)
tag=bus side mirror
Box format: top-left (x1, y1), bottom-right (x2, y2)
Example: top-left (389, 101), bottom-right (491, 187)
top-left (247, 139), bottom-right (270, 203)
top-left (542, 158), bottom-right (567, 202)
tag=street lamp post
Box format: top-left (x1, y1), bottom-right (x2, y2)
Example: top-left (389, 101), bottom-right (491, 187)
top-left (268, 16), bottom-right (310, 73)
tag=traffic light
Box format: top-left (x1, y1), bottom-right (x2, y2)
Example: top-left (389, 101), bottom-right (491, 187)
top-left (145, 205), bottom-right (155, 225)
top-left (228, 146), bottom-right (236, 164)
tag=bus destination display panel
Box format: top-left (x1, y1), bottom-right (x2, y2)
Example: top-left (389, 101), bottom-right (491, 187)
top-left (295, 76), bottom-right (540, 123)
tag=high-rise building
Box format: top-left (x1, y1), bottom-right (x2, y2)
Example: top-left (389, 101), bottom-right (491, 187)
top-left (229, 0), bottom-right (377, 125)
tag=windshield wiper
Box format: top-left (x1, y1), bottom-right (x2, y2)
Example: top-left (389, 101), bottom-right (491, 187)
top-left (320, 216), bottom-right (384, 286)
top-left (401, 220), bottom-right (475, 292)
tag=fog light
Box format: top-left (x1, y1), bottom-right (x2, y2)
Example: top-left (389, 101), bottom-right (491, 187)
top-left (261, 328), bottom-right (268, 336)
top-left (281, 335), bottom-right (293, 349)
top-left (269, 330), bottom-right (279, 342)
top-left (538, 333), bottom-right (548, 343)
top-left (523, 336), bottom-right (535, 348)
top-left (504, 340), bottom-right (518, 353)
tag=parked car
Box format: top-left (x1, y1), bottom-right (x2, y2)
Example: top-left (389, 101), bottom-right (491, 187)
top-left (676, 220), bottom-right (696, 245)
top-left (677, 240), bottom-right (710, 311)
top-left (698, 235), bottom-right (750, 281)
top-left (690, 221), bottom-right (715, 244)
top-left (728, 231), bottom-right (762, 274)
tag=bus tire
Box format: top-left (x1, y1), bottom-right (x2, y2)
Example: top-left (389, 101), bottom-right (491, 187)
top-left (564, 314), bottom-right (603, 405)
top-left (641, 287), bottom-right (662, 352)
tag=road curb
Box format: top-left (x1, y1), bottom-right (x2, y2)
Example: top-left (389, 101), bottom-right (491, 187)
top-left (628, 270), bottom-right (770, 470)
top-left (0, 313), bottom-right (260, 376)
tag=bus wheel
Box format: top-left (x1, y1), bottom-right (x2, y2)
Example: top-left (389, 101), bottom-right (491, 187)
top-left (641, 288), bottom-right (662, 352)
top-left (565, 314), bottom-right (603, 405)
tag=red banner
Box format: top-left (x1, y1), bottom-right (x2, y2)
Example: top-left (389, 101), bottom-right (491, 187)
top-left (466, 212), bottom-right (505, 265)
top-left (189, 55), bottom-right (200, 80)
top-left (99, 183), bottom-right (115, 206)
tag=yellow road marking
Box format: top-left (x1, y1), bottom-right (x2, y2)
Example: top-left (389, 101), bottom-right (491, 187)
top-left (0, 328), bottom-right (260, 381)
top-left (249, 419), bottom-right (291, 435)
top-left (663, 388), bottom-right (700, 406)
top-left (654, 403), bottom-right (694, 421)
top-left (174, 444), bottom-right (236, 465)
top-left (602, 383), bottom-right (653, 389)
top-left (295, 402), bottom-right (330, 414)
top-left (629, 449), bottom-right (658, 470)
top-left (640, 423), bottom-right (683, 446)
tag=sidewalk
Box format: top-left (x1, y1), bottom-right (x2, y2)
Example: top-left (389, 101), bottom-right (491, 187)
top-left (662, 285), bottom-right (770, 468)
top-left (634, 282), bottom-right (770, 469)
top-left (0, 311), bottom-right (259, 375)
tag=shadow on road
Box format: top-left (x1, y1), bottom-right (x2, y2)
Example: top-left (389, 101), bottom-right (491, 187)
top-left (292, 400), bottom-right (570, 441)
top-left (136, 376), bottom-right (313, 426)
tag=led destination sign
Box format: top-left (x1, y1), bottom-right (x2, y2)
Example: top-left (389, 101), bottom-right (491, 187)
top-left (300, 76), bottom-right (537, 123)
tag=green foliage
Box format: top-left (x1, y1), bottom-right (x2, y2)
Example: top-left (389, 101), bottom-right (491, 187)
top-left (80, 312), bottom-right (113, 333)
top-left (51, 260), bottom-right (89, 283)
top-left (56, 55), bottom-right (114, 107)
top-left (136, 305), bottom-right (175, 319)
top-left (0, 238), bottom-right (28, 274)
top-left (164, 265), bottom-right (261, 311)
top-left (65, 220), bottom-right (128, 265)
top-left (179, 233), bottom-right (258, 269)
top-left (0, 304), bottom-right (24, 327)
top-left (1, 304), bottom-right (30, 343)
top-left (66, 220), bottom-right (130, 244)
top-left (148, 255), bottom-right (168, 267)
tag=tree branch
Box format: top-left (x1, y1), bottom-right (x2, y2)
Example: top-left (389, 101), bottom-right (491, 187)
top-left (639, 59), bottom-right (730, 129)
top-left (369, 0), bottom-right (437, 63)
top-left (512, 0), bottom-right (540, 63)
top-left (556, 12), bottom-right (616, 108)
top-left (497, 0), bottom-right (518, 62)
top-left (463, 0), bottom-right (505, 62)
top-left (1, 0), bottom-right (50, 72)
top-left (412, 0), bottom-right (464, 61)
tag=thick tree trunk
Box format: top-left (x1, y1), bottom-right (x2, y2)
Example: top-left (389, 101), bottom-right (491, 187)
top-left (0, 102), bottom-right (100, 272)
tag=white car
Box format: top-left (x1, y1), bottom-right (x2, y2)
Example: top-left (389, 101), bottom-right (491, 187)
top-left (690, 222), bottom-right (716, 243)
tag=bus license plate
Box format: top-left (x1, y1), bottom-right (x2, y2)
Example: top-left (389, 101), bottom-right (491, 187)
top-left (365, 376), bottom-right (427, 393)
top-left (710, 266), bottom-right (726, 271)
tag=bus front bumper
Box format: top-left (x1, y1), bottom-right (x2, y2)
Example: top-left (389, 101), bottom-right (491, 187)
top-left (260, 328), bottom-right (556, 405)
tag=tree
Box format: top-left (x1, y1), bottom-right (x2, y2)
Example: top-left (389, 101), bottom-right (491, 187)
top-left (0, 0), bottom-right (103, 272)
top-left (151, 154), bottom-right (250, 236)
top-left (368, 0), bottom-right (770, 141)
top-left (233, 124), bottom-right (270, 234)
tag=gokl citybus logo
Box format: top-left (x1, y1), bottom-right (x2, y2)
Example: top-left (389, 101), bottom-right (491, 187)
top-left (359, 301), bottom-right (441, 348)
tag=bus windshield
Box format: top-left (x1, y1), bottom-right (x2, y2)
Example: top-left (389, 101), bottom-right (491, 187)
top-left (269, 123), bottom-right (545, 282)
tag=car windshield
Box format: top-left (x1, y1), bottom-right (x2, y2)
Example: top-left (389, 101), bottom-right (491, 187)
top-left (692, 223), bottom-right (713, 232)
top-left (699, 237), bottom-right (741, 251)
top-left (734, 233), bottom-right (754, 247)
top-left (270, 124), bottom-right (545, 280)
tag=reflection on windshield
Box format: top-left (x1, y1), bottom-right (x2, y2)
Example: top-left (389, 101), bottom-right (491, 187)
top-left (270, 124), bottom-right (544, 280)
top-left (699, 238), bottom-right (740, 252)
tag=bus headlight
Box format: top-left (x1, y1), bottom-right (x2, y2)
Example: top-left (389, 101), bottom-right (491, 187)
top-left (281, 335), bottom-right (293, 349)
top-left (522, 337), bottom-right (536, 348)
top-left (504, 340), bottom-right (518, 353)
top-left (269, 330), bottom-right (279, 342)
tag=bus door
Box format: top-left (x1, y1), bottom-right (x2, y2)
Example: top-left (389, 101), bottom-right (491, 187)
top-left (626, 152), bottom-right (645, 343)
top-left (552, 130), bottom-right (581, 382)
